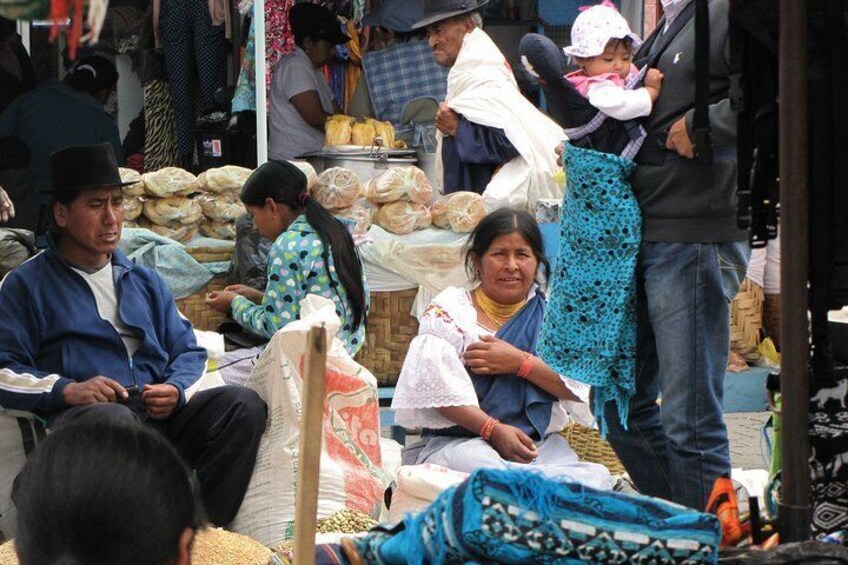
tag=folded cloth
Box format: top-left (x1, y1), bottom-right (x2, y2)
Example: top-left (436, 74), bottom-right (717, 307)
top-left (119, 228), bottom-right (229, 299)
top-left (354, 468), bottom-right (721, 564)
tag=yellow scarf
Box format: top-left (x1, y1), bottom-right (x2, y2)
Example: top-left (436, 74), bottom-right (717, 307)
top-left (473, 286), bottom-right (525, 329)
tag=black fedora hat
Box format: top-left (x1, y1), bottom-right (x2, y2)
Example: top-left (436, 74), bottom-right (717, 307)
top-left (41, 143), bottom-right (133, 194)
top-left (411, 0), bottom-right (489, 30)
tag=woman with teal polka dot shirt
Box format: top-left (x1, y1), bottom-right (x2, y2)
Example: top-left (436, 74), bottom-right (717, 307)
top-left (205, 161), bottom-right (368, 355)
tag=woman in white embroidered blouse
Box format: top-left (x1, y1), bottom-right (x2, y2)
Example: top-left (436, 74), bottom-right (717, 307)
top-left (392, 209), bottom-right (611, 490)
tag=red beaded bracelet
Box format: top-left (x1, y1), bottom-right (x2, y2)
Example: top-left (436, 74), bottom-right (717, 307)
top-left (517, 352), bottom-right (534, 378)
top-left (480, 416), bottom-right (499, 441)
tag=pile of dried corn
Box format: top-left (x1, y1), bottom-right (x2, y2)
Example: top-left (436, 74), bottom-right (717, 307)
top-left (191, 528), bottom-right (272, 565)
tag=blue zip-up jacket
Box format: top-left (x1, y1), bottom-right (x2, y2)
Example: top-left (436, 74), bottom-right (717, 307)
top-left (0, 248), bottom-right (207, 414)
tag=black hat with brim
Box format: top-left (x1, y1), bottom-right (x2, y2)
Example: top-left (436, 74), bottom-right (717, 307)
top-left (39, 143), bottom-right (134, 195)
top-left (411, 0), bottom-right (489, 30)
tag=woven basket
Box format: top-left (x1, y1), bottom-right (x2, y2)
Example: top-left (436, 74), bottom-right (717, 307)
top-left (730, 277), bottom-right (764, 361)
top-left (355, 288), bottom-right (420, 386)
top-left (175, 276), bottom-right (231, 331)
top-left (560, 422), bottom-right (626, 476)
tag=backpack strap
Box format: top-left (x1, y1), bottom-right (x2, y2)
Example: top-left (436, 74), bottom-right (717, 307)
top-left (692, 0), bottom-right (712, 164)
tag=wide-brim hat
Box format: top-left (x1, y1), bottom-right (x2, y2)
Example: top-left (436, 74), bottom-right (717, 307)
top-left (39, 143), bottom-right (133, 194)
top-left (363, 0), bottom-right (426, 33)
top-left (411, 0), bottom-right (489, 30)
top-left (290, 2), bottom-right (351, 45)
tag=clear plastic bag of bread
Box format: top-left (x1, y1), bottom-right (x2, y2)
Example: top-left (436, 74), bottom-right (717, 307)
top-left (311, 167), bottom-right (362, 210)
top-left (197, 165), bottom-right (253, 193)
top-left (374, 201), bottom-right (432, 235)
top-left (196, 192), bottom-right (246, 222)
top-left (143, 196), bottom-right (203, 225)
top-left (119, 167), bottom-right (145, 196)
top-left (351, 121), bottom-right (377, 146)
top-left (199, 218), bottom-right (237, 240)
top-left (325, 115), bottom-right (355, 146)
top-left (430, 191), bottom-right (486, 233)
top-left (122, 196), bottom-right (143, 221)
top-left (142, 167), bottom-right (199, 197)
top-left (333, 199), bottom-right (376, 234)
top-left (364, 166), bottom-right (433, 205)
top-left (138, 216), bottom-right (199, 243)
top-left (288, 160), bottom-right (318, 189)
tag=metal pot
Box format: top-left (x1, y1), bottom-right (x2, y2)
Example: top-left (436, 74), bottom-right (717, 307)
top-left (303, 153), bottom-right (418, 182)
top-left (414, 149), bottom-right (441, 193)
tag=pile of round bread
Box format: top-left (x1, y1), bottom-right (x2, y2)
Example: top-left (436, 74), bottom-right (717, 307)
top-left (119, 166), bottom-right (251, 242)
top-left (307, 164), bottom-right (486, 235)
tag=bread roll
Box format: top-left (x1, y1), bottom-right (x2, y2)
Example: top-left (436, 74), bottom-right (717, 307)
top-left (119, 167), bottom-right (145, 196)
top-left (142, 167), bottom-right (199, 197)
top-left (364, 166), bottom-right (433, 204)
top-left (199, 219), bottom-right (237, 240)
top-left (351, 121), bottom-right (377, 146)
top-left (431, 192), bottom-right (486, 233)
top-left (198, 165), bottom-right (253, 193)
top-left (325, 115), bottom-right (354, 146)
top-left (374, 201), bottom-right (431, 235)
top-left (122, 196), bottom-right (143, 221)
top-left (196, 192), bottom-right (246, 222)
top-left (367, 118), bottom-right (395, 148)
top-left (143, 196), bottom-right (203, 225)
top-left (122, 220), bottom-right (140, 229)
top-left (288, 160), bottom-right (318, 189)
top-left (138, 216), bottom-right (199, 243)
top-left (311, 167), bottom-right (362, 210)
top-left (333, 199), bottom-right (375, 234)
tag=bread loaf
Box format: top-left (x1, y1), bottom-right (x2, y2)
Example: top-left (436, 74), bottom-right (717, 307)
top-left (122, 196), bottom-right (143, 221)
top-left (138, 216), bottom-right (199, 242)
top-left (351, 121), bottom-right (377, 146)
top-left (199, 219), bottom-right (237, 240)
top-left (431, 191), bottom-right (486, 233)
top-left (311, 167), bottom-right (362, 210)
top-left (367, 118), bottom-right (395, 148)
top-left (374, 201), bottom-right (431, 235)
top-left (364, 166), bottom-right (433, 204)
top-left (198, 165), bottom-right (252, 193)
top-left (143, 196), bottom-right (203, 225)
top-left (288, 160), bottom-right (318, 189)
top-left (325, 115), bottom-right (355, 146)
top-left (196, 192), bottom-right (246, 222)
top-left (333, 199), bottom-right (375, 234)
top-left (142, 167), bottom-right (199, 197)
top-left (119, 167), bottom-right (145, 196)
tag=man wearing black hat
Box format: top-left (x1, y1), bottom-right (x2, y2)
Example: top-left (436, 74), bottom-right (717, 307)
top-left (0, 143), bottom-right (267, 527)
top-left (269, 3), bottom-right (349, 160)
top-left (411, 0), bottom-right (563, 208)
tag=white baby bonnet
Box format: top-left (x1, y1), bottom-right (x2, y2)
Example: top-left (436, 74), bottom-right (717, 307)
top-left (563, 4), bottom-right (642, 59)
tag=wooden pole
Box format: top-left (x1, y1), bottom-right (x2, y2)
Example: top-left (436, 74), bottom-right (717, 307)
top-left (778, 0), bottom-right (811, 543)
top-left (293, 325), bottom-right (328, 565)
top-left (253, 0), bottom-right (268, 165)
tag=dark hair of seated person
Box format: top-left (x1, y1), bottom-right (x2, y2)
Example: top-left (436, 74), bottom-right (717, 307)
top-left (463, 207), bottom-right (551, 284)
top-left (12, 420), bottom-right (203, 565)
top-left (240, 160), bottom-right (368, 331)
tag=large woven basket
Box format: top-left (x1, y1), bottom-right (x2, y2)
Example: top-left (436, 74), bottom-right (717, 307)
top-left (730, 277), bottom-right (764, 362)
top-left (355, 288), bottom-right (420, 386)
top-left (175, 276), bottom-right (231, 331)
top-left (560, 422), bottom-right (626, 476)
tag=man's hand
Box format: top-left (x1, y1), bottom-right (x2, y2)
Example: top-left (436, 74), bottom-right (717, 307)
top-left (644, 68), bottom-right (664, 103)
top-left (463, 335), bottom-right (524, 375)
top-left (204, 289), bottom-right (238, 314)
top-left (435, 103), bottom-right (460, 137)
top-left (63, 376), bottom-right (128, 405)
top-left (0, 187), bottom-right (15, 224)
top-left (666, 116), bottom-right (695, 159)
top-left (224, 284), bottom-right (264, 305)
top-left (488, 423), bottom-right (538, 463)
top-left (141, 383), bottom-right (180, 419)
top-left (555, 142), bottom-right (564, 167)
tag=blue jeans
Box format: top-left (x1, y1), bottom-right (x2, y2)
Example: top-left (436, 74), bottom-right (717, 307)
top-left (604, 240), bottom-right (750, 510)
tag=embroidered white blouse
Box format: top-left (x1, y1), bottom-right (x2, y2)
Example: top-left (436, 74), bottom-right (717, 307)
top-left (392, 286), bottom-right (593, 433)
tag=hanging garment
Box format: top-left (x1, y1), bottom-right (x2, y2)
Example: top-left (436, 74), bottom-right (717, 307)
top-left (142, 79), bottom-right (181, 172)
top-left (158, 0), bottom-right (227, 156)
